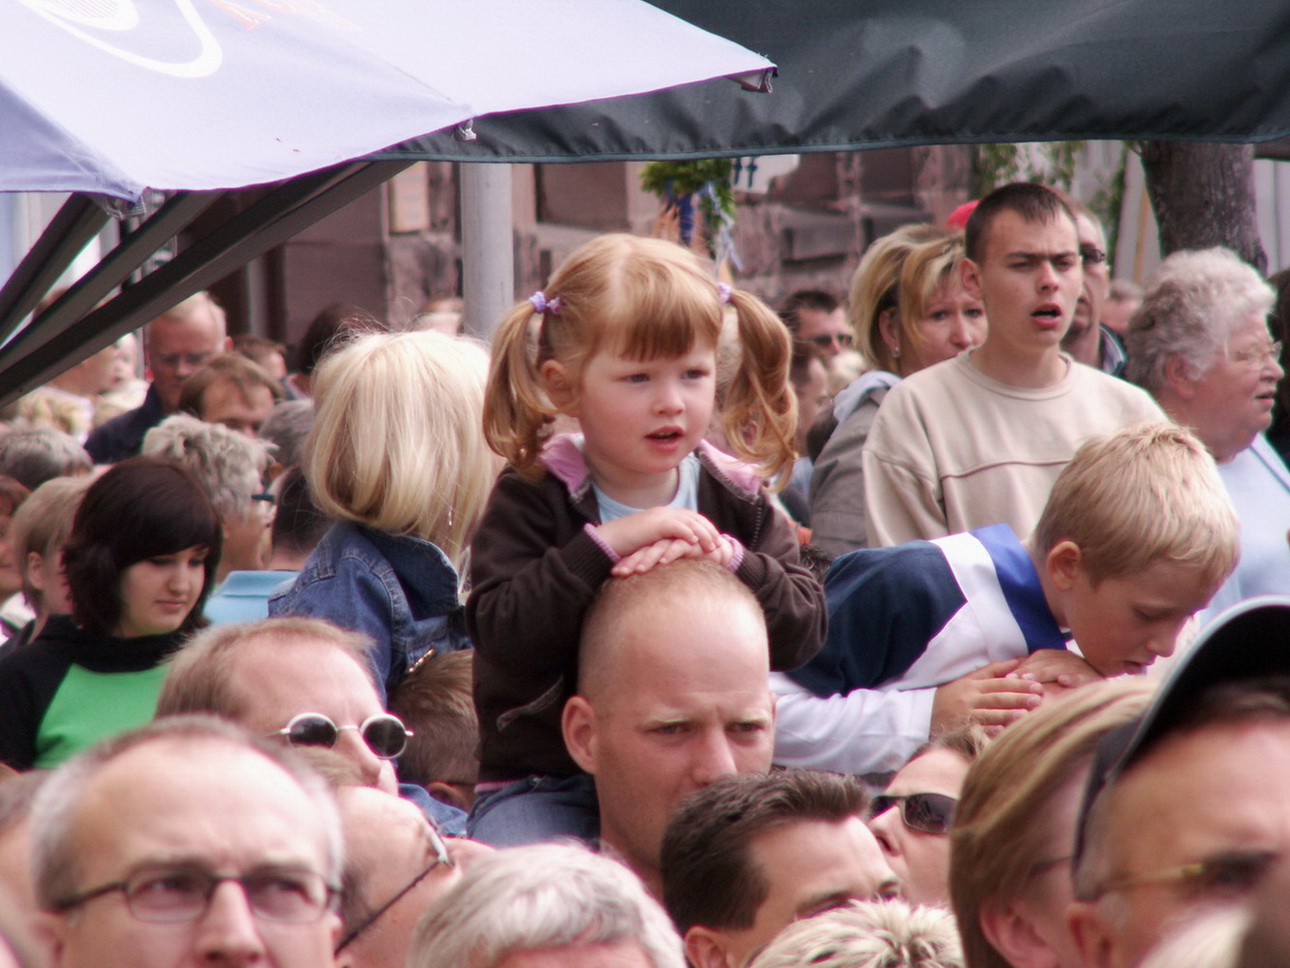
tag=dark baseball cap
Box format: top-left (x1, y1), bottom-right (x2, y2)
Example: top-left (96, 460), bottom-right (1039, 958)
top-left (1073, 596), bottom-right (1290, 868)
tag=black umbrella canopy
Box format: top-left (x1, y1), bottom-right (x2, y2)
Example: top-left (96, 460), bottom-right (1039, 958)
top-left (382, 0), bottom-right (1290, 162)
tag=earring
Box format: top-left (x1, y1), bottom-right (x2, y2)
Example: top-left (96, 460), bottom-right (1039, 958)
top-left (891, 346), bottom-right (901, 359)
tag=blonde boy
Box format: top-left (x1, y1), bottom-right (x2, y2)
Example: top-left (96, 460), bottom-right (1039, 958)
top-left (773, 423), bottom-right (1238, 775)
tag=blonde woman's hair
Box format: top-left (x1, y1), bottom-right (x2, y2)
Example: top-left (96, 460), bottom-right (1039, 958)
top-left (307, 330), bottom-right (494, 565)
top-left (1031, 422), bottom-right (1239, 588)
top-left (894, 234), bottom-right (973, 367)
top-left (9, 476), bottom-right (91, 612)
top-left (849, 224), bottom-right (951, 372)
top-left (484, 234), bottom-right (797, 482)
top-left (748, 900), bottom-right (964, 968)
top-left (950, 680), bottom-right (1153, 968)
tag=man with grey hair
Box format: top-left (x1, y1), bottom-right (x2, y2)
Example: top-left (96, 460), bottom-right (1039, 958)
top-left (142, 413), bottom-right (274, 584)
top-left (1067, 598), bottom-right (1290, 968)
top-left (408, 843), bottom-right (685, 968)
top-left (1124, 246), bottom-right (1290, 614)
top-left (86, 291), bottom-right (232, 464)
top-left (29, 715), bottom-right (342, 968)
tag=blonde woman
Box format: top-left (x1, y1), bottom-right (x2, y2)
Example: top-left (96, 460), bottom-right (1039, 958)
top-left (269, 330), bottom-right (496, 700)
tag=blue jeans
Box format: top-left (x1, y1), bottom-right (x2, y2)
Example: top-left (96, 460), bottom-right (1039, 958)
top-left (467, 774), bottom-right (599, 847)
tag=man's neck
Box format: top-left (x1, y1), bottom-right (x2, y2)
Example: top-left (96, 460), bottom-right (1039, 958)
top-left (600, 835), bottom-right (664, 900)
top-left (969, 343), bottom-right (1069, 389)
top-left (1061, 323), bottom-right (1102, 368)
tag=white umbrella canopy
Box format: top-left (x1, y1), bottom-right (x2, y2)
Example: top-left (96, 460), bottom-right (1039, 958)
top-left (1, 0), bottom-right (774, 204)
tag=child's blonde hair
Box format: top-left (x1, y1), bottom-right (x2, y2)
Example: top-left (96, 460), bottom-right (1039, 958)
top-left (1032, 423), bottom-right (1239, 587)
top-left (484, 234), bottom-right (796, 481)
top-left (307, 330), bottom-right (495, 568)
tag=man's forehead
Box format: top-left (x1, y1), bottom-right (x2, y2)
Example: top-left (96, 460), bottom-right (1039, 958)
top-left (983, 209), bottom-right (1078, 254)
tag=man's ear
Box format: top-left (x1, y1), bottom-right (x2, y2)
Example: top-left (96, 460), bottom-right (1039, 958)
top-left (27, 551), bottom-right (47, 595)
top-left (561, 696), bottom-right (598, 774)
top-left (425, 781), bottom-right (473, 812)
top-left (980, 900), bottom-right (1060, 968)
top-left (1067, 900), bottom-right (1116, 968)
top-left (1044, 540), bottom-right (1083, 594)
top-left (33, 911), bottom-right (68, 968)
top-left (960, 256), bottom-right (984, 301)
top-left (685, 926), bottom-right (738, 968)
top-left (539, 359), bottom-right (577, 414)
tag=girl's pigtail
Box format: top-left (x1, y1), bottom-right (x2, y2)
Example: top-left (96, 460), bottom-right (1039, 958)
top-left (721, 288), bottom-right (798, 484)
top-left (483, 301), bottom-right (557, 478)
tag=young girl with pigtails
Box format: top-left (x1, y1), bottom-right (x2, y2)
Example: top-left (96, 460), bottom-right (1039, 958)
top-left (466, 233), bottom-right (826, 845)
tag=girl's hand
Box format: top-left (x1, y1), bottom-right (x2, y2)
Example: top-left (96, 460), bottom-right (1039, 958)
top-left (611, 534), bottom-right (737, 577)
top-left (594, 508), bottom-right (722, 559)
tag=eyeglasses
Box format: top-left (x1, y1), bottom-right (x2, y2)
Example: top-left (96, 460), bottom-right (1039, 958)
top-left (53, 865), bottom-right (339, 923)
top-left (151, 351), bottom-right (215, 372)
top-left (810, 332), bottom-right (855, 350)
top-left (1097, 849), bottom-right (1277, 900)
top-left (1080, 245), bottom-right (1108, 267)
top-left (334, 830), bottom-right (454, 953)
top-left (869, 792), bottom-right (957, 834)
top-left (1228, 339), bottom-right (1283, 369)
top-left (272, 712), bottom-right (413, 760)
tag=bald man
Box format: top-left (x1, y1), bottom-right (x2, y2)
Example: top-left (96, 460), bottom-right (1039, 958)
top-left (562, 560), bottom-right (777, 897)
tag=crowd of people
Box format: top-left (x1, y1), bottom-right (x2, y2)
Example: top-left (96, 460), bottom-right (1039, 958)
top-left (0, 180), bottom-right (1286, 968)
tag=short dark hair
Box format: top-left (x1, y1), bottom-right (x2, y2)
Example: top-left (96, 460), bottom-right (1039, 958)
top-left (388, 649), bottom-right (478, 789)
top-left (178, 352), bottom-right (282, 418)
top-left (295, 304), bottom-right (386, 376)
top-left (270, 467), bottom-right (330, 558)
top-left (62, 457), bottom-right (222, 637)
top-left (779, 290), bottom-right (840, 334)
top-left (964, 182), bottom-right (1074, 264)
top-left (661, 770), bottom-right (868, 934)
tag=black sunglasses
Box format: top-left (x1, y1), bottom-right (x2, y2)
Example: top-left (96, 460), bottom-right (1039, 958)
top-left (272, 712), bottom-right (413, 760)
top-left (870, 792), bottom-right (957, 834)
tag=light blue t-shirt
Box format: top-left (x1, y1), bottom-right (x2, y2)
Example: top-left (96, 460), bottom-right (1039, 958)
top-left (593, 451), bottom-right (701, 522)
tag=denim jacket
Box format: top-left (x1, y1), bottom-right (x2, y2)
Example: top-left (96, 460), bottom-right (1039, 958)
top-left (269, 521), bottom-right (469, 700)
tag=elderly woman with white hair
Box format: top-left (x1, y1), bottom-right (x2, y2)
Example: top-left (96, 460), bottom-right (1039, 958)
top-left (1125, 246), bottom-right (1289, 620)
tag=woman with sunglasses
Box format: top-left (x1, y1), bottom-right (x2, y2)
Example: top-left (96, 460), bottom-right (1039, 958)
top-left (0, 458), bottom-right (221, 770)
top-left (868, 725), bottom-right (988, 907)
top-left (810, 227), bottom-right (987, 556)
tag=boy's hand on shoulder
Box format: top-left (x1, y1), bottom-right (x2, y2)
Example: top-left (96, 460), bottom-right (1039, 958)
top-left (931, 659), bottom-right (1042, 736)
top-left (595, 508), bottom-right (721, 559)
top-left (1009, 649), bottom-right (1102, 689)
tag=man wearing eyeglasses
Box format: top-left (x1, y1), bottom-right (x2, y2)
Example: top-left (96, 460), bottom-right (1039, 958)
top-left (660, 771), bottom-right (897, 968)
top-left (156, 616), bottom-right (468, 836)
top-left (86, 291), bottom-right (232, 465)
top-left (779, 290), bottom-right (853, 359)
top-left (1068, 599), bottom-right (1290, 968)
top-left (333, 785), bottom-right (490, 968)
top-left (1054, 195), bottom-right (1127, 377)
top-left (29, 715), bottom-right (342, 968)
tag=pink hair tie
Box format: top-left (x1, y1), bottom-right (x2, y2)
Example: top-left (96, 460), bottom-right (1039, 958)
top-left (529, 291), bottom-right (562, 315)
top-left (718, 283), bottom-right (733, 305)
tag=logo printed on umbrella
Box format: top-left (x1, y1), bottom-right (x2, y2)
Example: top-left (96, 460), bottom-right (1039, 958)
top-left (18, 0), bottom-right (222, 78)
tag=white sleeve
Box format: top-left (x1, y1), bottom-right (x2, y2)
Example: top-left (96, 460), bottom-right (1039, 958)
top-left (769, 672), bottom-right (935, 776)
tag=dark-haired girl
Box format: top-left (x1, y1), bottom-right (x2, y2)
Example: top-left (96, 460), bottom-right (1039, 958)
top-left (0, 456), bottom-right (221, 769)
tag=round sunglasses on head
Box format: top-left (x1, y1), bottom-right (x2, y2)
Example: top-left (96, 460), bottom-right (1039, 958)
top-left (869, 792), bottom-right (957, 834)
top-left (272, 712), bottom-right (412, 760)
